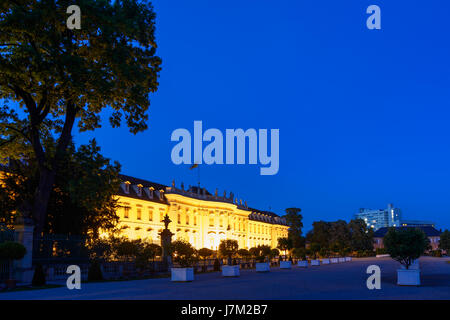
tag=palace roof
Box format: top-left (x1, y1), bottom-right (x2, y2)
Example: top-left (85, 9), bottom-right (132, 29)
top-left (117, 174), bottom-right (288, 226)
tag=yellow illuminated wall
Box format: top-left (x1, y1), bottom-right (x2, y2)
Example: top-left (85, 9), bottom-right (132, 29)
top-left (110, 181), bottom-right (289, 250)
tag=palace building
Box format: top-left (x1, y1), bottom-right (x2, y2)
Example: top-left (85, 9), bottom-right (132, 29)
top-left (112, 174), bottom-right (289, 250)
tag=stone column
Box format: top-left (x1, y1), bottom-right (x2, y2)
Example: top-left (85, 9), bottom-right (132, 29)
top-left (160, 214), bottom-right (174, 271)
top-left (14, 216), bottom-right (35, 285)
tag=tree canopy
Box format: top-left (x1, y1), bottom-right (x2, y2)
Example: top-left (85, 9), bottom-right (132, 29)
top-left (0, 0), bottom-right (161, 233)
top-left (0, 139), bottom-right (121, 237)
top-left (283, 207), bottom-right (304, 248)
top-left (306, 219), bottom-right (374, 254)
top-left (384, 227), bottom-right (429, 269)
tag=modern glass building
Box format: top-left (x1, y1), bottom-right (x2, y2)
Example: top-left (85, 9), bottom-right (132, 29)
top-left (355, 203), bottom-right (402, 231)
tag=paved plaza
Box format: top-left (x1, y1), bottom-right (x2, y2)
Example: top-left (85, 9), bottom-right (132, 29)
top-left (1, 256), bottom-right (449, 300)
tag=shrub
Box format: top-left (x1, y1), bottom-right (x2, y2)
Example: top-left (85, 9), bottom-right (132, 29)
top-left (270, 248), bottom-right (280, 259)
top-left (88, 260), bottom-right (103, 282)
top-left (0, 241), bottom-right (26, 260)
top-left (170, 240), bottom-right (197, 268)
top-left (32, 264), bottom-right (46, 287)
top-left (0, 241), bottom-right (27, 280)
top-left (135, 243), bottom-right (161, 271)
top-left (248, 245), bottom-right (271, 262)
top-left (384, 228), bottom-right (429, 269)
top-left (376, 248), bottom-right (387, 255)
top-left (431, 250), bottom-right (442, 257)
top-left (198, 248), bottom-right (213, 259)
top-left (237, 249), bottom-right (250, 259)
top-left (292, 247), bottom-right (307, 260)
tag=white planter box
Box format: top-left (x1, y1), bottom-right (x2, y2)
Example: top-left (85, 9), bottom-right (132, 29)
top-left (397, 269), bottom-right (420, 286)
top-left (222, 265), bottom-right (240, 277)
top-left (280, 261), bottom-right (292, 269)
top-left (376, 254), bottom-right (390, 258)
top-left (256, 262), bottom-right (270, 272)
top-left (171, 268), bottom-right (194, 282)
top-left (297, 260), bottom-right (308, 268)
top-left (310, 259), bottom-right (320, 266)
top-left (330, 258), bottom-right (338, 263)
top-left (321, 258), bottom-right (330, 264)
top-left (338, 257), bottom-right (346, 263)
top-left (345, 257), bottom-right (352, 262)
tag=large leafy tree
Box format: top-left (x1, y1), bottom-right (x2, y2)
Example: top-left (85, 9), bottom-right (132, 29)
top-left (283, 207), bottom-right (304, 248)
top-left (0, 139), bottom-right (121, 237)
top-left (348, 218), bottom-right (374, 252)
top-left (329, 220), bottom-right (351, 252)
top-left (306, 221), bottom-right (332, 249)
top-left (0, 0), bottom-right (161, 233)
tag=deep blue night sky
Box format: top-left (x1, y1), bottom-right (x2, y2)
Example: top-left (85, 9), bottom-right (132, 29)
top-left (71, 1), bottom-right (450, 232)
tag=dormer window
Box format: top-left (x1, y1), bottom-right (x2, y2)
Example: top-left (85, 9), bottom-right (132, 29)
top-left (137, 184), bottom-right (143, 197)
top-left (149, 187), bottom-right (154, 199)
top-left (124, 181), bottom-right (131, 194)
top-left (159, 189), bottom-right (164, 200)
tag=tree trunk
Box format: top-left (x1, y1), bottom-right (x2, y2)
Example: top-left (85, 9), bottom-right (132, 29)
top-left (33, 167), bottom-right (56, 235)
top-left (30, 102), bottom-right (77, 235)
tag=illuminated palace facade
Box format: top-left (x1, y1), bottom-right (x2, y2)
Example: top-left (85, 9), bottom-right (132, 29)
top-left (112, 174), bottom-right (289, 250)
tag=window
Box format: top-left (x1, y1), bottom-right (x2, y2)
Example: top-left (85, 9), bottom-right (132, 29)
top-left (124, 182), bottom-right (130, 193)
top-left (148, 208), bottom-right (153, 221)
top-left (123, 204), bottom-right (130, 218)
top-left (137, 208), bottom-right (142, 220)
top-left (219, 218), bottom-right (223, 227)
top-left (186, 214), bottom-right (189, 225)
top-left (137, 184), bottom-right (143, 196)
top-left (194, 216), bottom-right (197, 226)
top-left (160, 211), bottom-right (164, 222)
top-left (178, 213), bottom-right (181, 224)
top-left (209, 217), bottom-right (214, 227)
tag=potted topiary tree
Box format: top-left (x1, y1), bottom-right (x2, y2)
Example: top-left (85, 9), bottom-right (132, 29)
top-left (277, 237), bottom-right (292, 259)
top-left (383, 227), bottom-right (429, 286)
top-left (293, 248), bottom-right (308, 268)
top-left (277, 237), bottom-right (292, 269)
top-left (309, 243), bottom-right (321, 266)
top-left (249, 247), bottom-right (259, 268)
top-left (219, 239), bottom-right (240, 277)
top-left (268, 248), bottom-right (279, 267)
top-left (0, 241), bottom-right (27, 289)
top-left (254, 245), bottom-right (271, 272)
top-left (198, 248), bottom-right (213, 273)
top-left (170, 240), bottom-right (197, 282)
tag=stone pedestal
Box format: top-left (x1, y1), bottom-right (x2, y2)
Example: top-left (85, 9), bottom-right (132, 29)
top-left (160, 228), bottom-right (174, 270)
top-left (14, 217), bottom-right (35, 285)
